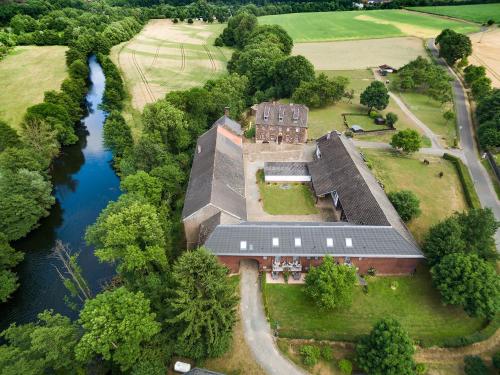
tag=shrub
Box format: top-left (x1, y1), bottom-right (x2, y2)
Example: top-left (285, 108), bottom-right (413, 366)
top-left (300, 345), bottom-right (321, 367)
top-left (492, 351), bottom-right (500, 369)
top-left (173, 18), bottom-right (179, 23)
top-left (321, 346), bottom-right (333, 361)
top-left (244, 125), bottom-right (255, 139)
top-left (388, 190), bottom-right (421, 222)
top-left (416, 363), bottom-right (427, 375)
top-left (464, 355), bottom-right (488, 375)
top-left (443, 153), bottom-right (481, 209)
top-left (187, 18), bottom-right (194, 24)
top-left (369, 110), bottom-right (379, 119)
top-left (344, 130), bottom-right (353, 138)
top-left (367, 267), bottom-right (376, 276)
top-left (338, 359), bottom-right (353, 374)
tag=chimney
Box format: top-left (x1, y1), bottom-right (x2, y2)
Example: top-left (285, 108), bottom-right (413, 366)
top-left (224, 106), bottom-right (230, 116)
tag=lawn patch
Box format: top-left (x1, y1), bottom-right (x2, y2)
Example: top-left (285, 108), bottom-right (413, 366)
top-left (266, 269), bottom-right (485, 347)
top-left (257, 171), bottom-right (318, 215)
top-left (344, 113), bottom-right (391, 132)
top-left (363, 150), bottom-right (467, 243)
top-left (0, 45), bottom-right (68, 129)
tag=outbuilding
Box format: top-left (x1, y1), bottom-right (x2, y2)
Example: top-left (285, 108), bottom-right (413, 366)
top-left (264, 162), bottom-right (311, 182)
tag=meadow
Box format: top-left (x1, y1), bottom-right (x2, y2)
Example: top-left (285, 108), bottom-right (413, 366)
top-left (259, 10), bottom-right (479, 42)
top-left (410, 3), bottom-right (500, 23)
top-left (0, 46), bottom-right (68, 129)
top-left (110, 19), bottom-right (231, 111)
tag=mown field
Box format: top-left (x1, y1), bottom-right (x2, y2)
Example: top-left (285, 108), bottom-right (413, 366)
top-left (410, 3), bottom-right (500, 23)
top-left (0, 45), bottom-right (68, 130)
top-left (111, 19), bottom-right (231, 111)
top-left (260, 10), bottom-right (478, 42)
top-left (267, 267), bottom-right (485, 346)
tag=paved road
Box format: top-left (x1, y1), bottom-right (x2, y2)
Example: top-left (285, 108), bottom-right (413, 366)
top-left (239, 260), bottom-right (307, 375)
top-left (427, 39), bottom-right (500, 247)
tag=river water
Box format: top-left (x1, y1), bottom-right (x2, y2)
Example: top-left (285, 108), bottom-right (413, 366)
top-left (0, 56), bottom-right (119, 329)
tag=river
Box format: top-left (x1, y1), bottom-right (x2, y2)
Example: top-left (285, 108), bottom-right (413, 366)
top-left (0, 56), bottom-right (120, 329)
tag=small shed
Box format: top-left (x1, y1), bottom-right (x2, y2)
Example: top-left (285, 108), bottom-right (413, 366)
top-left (375, 117), bottom-right (386, 125)
top-left (351, 125), bottom-right (364, 133)
top-left (264, 162), bottom-right (311, 182)
top-left (379, 64), bottom-right (396, 74)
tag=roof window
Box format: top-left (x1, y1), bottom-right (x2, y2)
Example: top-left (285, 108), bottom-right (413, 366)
top-left (326, 238), bottom-right (334, 248)
top-left (272, 237), bottom-right (279, 247)
top-left (345, 238), bottom-right (352, 248)
top-left (295, 238), bottom-right (302, 247)
top-left (240, 241), bottom-right (247, 250)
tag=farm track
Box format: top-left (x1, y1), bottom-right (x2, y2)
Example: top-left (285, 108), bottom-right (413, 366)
top-left (203, 44), bottom-right (217, 72)
top-left (148, 43), bottom-right (161, 72)
top-left (180, 43), bottom-right (186, 72)
top-left (132, 50), bottom-right (155, 103)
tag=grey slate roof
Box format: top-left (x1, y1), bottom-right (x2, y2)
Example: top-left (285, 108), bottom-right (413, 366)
top-left (264, 162), bottom-right (309, 177)
top-left (204, 222), bottom-right (423, 258)
top-left (255, 102), bottom-right (309, 128)
top-left (308, 133), bottom-right (390, 226)
top-left (182, 123), bottom-right (246, 220)
top-left (213, 115), bottom-right (243, 135)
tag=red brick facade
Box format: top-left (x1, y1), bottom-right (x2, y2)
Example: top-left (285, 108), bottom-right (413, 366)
top-left (255, 124), bottom-right (308, 144)
top-left (218, 255), bottom-right (422, 275)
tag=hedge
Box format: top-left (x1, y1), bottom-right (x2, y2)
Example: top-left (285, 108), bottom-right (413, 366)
top-left (442, 314), bottom-right (500, 348)
top-left (443, 153), bottom-right (481, 209)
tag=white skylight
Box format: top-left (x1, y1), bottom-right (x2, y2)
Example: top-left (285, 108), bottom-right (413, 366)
top-left (345, 238), bottom-right (353, 248)
top-left (295, 237), bottom-right (302, 247)
top-left (326, 238), bottom-right (334, 248)
top-left (272, 237), bottom-right (279, 247)
top-left (240, 241), bottom-right (247, 250)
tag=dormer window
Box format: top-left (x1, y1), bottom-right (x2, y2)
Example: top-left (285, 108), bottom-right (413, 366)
top-left (326, 238), bottom-right (333, 248)
top-left (240, 241), bottom-right (247, 250)
top-left (272, 237), bottom-right (279, 247)
top-left (345, 238), bottom-right (352, 248)
top-left (294, 238), bottom-right (302, 247)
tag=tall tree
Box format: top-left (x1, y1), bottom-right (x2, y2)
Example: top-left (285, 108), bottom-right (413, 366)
top-left (390, 129), bottom-right (421, 154)
top-left (275, 55), bottom-right (315, 98)
top-left (219, 12), bottom-right (257, 48)
top-left (76, 287), bottom-right (161, 371)
top-left (292, 73), bottom-right (349, 108)
top-left (422, 216), bottom-right (466, 266)
top-left (436, 29), bottom-right (472, 66)
top-left (168, 248), bottom-right (238, 359)
top-left (431, 252), bottom-right (499, 318)
top-left (360, 81), bottom-right (389, 114)
top-left (121, 171), bottom-right (163, 207)
top-left (0, 233), bottom-right (24, 302)
top-left (0, 310), bottom-right (81, 374)
top-left (304, 256), bottom-right (357, 310)
top-left (0, 121), bottom-right (20, 152)
top-left (388, 190), bottom-right (421, 222)
top-left (356, 318), bottom-right (416, 375)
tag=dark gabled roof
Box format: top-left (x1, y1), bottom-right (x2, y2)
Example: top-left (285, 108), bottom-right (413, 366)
top-left (198, 211), bottom-right (242, 246)
top-left (204, 222), bottom-right (423, 258)
top-left (264, 162), bottom-right (309, 177)
top-left (186, 368), bottom-right (225, 375)
top-left (182, 124), bottom-right (246, 221)
top-left (255, 102), bottom-right (309, 128)
top-left (213, 115), bottom-right (243, 135)
top-left (308, 133), bottom-right (390, 226)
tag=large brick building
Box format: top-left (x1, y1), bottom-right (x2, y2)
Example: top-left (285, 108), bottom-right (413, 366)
top-left (182, 117), bottom-right (424, 275)
top-left (255, 102), bottom-right (309, 144)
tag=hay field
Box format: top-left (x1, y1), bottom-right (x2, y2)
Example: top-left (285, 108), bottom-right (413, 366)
top-left (259, 10), bottom-right (479, 42)
top-left (111, 19), bottom-right (231, 110)
top-left (410, 4), bottom-right (500, 23)
top-left (469, 28), bottom-right (500, 88)
top-left (293, 36), bottom-right (426, 70)
top-left (0, 45), bottom-right (68, 129)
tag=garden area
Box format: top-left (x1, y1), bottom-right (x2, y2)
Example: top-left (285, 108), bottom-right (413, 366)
top-left (344, 113), bottom-right (392, 132)
top-left (266, 268), bottom-right (486, 347)
top-left (257, 170), bottom-right (318, 215)
top-left (363, 150), bottom-right (466, 243)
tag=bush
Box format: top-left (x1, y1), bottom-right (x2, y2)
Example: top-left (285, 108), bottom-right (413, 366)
top-left (338, 359), bottom-right (352, 375)
top-left (443, 153), bottom-right (481, 209)
top-left (321, 346), bottom-right (333, 361)
top-left (300, 345), bottom-right (321, 367)
top-left (464, 355), bottom-right (488, 375)
top-left (416, 363), bottom-right (427, 375)
top-left (367, 267), bottom-right (376, 276)
top-left (172, 18), bottom-right (179, 23)
top-left (369, 110), bottom-right (379, 119)
top-left (244, 125), bottom-right (255, 139)
top-left (492, 351), bottom-right (500, 369)
top-left (388, 190), bottom-right (421, 222)
top-left (187, 18), bottom-right (193, 24)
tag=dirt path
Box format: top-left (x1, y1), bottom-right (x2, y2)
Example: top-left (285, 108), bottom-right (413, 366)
top-left (131, 50), bottom-right (155, 103)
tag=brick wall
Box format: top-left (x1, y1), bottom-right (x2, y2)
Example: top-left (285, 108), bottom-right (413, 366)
top-left (217, 255), bottom-right (422, 275)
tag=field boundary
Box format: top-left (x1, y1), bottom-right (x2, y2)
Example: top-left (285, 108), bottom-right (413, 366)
top-left (404, 7), bottom-right (482, 26)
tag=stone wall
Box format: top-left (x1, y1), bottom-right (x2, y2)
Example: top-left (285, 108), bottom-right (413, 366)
top-left (256, 124), bottom-right (307, 144)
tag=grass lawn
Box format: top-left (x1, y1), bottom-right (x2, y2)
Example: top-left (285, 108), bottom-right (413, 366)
top-left (363, 150), bottom-right (466, 243)
top-left (307, 70), bottom-right (424, 141)
top-left (410, 4), bottom-right (500, 24)
top-left (398, 91), bottom-right (457, 147)
top-left (259, 10), bottom-right (478, 42)
top-left (0, 45), bottom-right (68, 130)
top-left (259, 182), bottom-right (319, 215)
top-left (345, 114), bottom-right (389, 132)
top-left (266, 268), bottom-right (486, 346)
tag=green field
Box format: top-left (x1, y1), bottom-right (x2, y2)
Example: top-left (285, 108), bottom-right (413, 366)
top-left (0, 45), bottom-right (68, 129)
top-left (411, 4), bottom-right (500, 24)
top-left (257, 171), bottom-right (318, 215)
top-left (260, 10), bottom-right (478, 42)
top-left (266, 268), bottom-right (485, 346)
top-left (364, 150), bottom-right (466, 243)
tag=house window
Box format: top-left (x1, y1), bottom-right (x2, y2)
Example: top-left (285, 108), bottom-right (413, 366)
top-left (326, 238), bottom-right (334, 248)
top-left (287, 127), bottom-right (290, 131)
top-left (263, 256), bottom-right (268, 260)
top-left (314, 256), bottom-right (319, 260)
top-left (345, 256), bottom-right (351, 264)
top-left (272, 237), bottom-right (279, 247)
top-left (296, 128), bottom-right (300, 133)
top-left (240, 241), bottom-right (247, 250)
top-left (294, 237), bottom-right (302, 247)
top-left (345, 238), bottom-right (352, 248)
